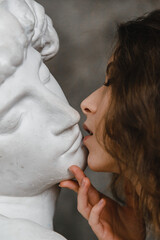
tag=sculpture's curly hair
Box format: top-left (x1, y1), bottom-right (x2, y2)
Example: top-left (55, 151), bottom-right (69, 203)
top-left (103, 10), bottom-right (160, 236)
top-left (0, 0), bottom-right (59, 84)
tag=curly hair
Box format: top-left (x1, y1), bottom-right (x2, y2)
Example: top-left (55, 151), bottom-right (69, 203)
top-left (0, 0), bottom-right (59, 84)
top-left (103, 10), bottom-right (160, 236)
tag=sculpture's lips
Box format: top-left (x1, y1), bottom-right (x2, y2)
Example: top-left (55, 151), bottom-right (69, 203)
top-left (63, 131), bottom-right (82, 155)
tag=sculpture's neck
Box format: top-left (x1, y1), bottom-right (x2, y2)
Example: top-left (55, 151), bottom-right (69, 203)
top-left (0, 186), bottom-right (59, 230)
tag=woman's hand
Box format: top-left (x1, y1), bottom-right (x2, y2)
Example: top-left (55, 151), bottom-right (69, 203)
top-left (60, 166), bottom-right (146, 240)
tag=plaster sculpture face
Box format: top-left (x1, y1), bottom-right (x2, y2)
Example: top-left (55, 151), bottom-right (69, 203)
top-left (0, 46), bottom-right (86, 197)
top-left (0, 0), bottom-right (86, 197)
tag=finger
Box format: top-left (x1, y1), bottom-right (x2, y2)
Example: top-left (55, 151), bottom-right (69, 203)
top-left (87, 184), bottom-right (101, 205)
top-left (89, 198), bottom-right (106, 226)
top-left (77, 177), bottom-right (92, 219)
top-left (70, 166), bottom-right (101, 205)
top-left (88, 199), bottom-right (106, 236)
top-left (69, 165), bottom-right (86, 186)
top-left (59, 180), bottom-right (79, 193)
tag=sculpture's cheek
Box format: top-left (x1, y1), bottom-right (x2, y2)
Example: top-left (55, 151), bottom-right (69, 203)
top-left (0, 102), bottom-right (87, 196)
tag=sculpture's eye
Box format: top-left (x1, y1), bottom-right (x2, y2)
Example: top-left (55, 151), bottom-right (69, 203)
top-left (39, 63), bottom-right (51, 84)
top-left (0, 113), bottom-right (24, 134)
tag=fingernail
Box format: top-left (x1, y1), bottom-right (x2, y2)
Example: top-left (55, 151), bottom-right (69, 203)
top-left (98, 199), bottom-right (104, 206)
top-left (58, 184), bottom-right (62, 188)
top-left (81, 178), bottom-right (85, 187)
top-left (68, 167), bottom-right (73, 173)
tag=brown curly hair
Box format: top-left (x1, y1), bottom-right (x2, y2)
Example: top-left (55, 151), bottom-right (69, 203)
top-left (103, 10), bottom-right (160, 236)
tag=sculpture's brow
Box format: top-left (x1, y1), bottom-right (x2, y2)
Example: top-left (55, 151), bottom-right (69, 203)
top-left (0, 93), bottom-right (27, 118)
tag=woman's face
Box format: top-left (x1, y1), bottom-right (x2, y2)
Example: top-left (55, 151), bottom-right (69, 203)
top-left (81, 77), bottom-right (119, 173)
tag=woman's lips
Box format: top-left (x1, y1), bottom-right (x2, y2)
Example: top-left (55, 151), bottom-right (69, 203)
top-left (83, 123), bottom-right (93, 135)
top-left (83, 135), bottom-right (91, 142)
top-left (83, 123), bottom-right (93, 143)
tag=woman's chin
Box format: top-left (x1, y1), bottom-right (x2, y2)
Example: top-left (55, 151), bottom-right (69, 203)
top-left (87, 154), bottom-right (119, 173)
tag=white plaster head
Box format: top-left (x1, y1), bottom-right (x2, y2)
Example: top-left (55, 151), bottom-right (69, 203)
top-left (0, 0), bottom-right (86, 197)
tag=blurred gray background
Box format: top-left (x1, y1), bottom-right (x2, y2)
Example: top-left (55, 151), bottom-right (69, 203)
top-left (36, 1), bottom-right (160, 239)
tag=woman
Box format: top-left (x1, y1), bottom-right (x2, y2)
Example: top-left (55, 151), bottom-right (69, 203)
top-left (60, 10), bottom-right (160, 240)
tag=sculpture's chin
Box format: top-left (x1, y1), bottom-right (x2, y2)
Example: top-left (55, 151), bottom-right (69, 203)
top-left (70, 144), bottom-right (87, 170)
top-left (0, 144), bottom-right (88, 197)
top-left (57, 144), bottom-right (88, 183)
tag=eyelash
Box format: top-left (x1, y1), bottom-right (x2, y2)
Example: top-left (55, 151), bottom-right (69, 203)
top-left (103, 79), bottom-right (111, 87)
top-left (41, 75), bottom-right (50, 84)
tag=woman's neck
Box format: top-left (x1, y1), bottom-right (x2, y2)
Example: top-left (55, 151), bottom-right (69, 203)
top-left (0, 186), bottom-right (59, 230)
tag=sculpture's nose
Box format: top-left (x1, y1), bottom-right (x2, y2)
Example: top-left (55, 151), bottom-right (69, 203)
top-left (53, 103), bottom-right (81, 136)
top-left (34, 80), bottom-right (81, 135)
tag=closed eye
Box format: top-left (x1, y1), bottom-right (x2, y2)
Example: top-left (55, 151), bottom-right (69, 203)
top-left (0, 113), bottom-right (24, 135)
top-left (42, 75), bottom-right (50, 84)
top-left (103, 79), bottom-right (111, 87)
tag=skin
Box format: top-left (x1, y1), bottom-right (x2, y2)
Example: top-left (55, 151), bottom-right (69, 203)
top-left (80, 80), bottom-right (119, 173)
top-left (60, 78), bottom-right (146, 240)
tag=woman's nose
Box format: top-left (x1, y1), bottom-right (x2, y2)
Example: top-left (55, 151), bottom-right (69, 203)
top-left (81, 91), bottom-right (98, 115)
